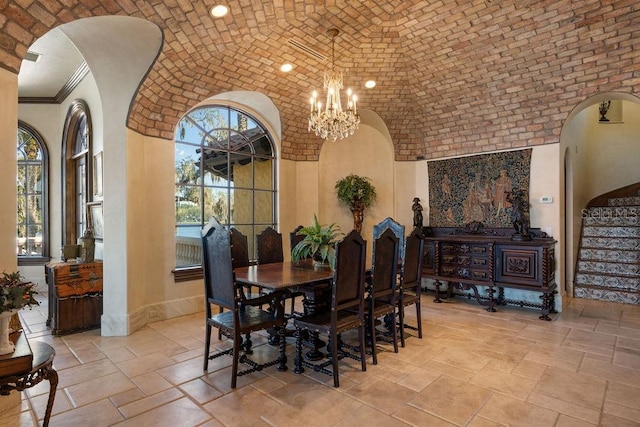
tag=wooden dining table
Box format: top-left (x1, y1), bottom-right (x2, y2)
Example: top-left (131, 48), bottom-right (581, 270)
top-left (234, 259), bottom-right (334, 360)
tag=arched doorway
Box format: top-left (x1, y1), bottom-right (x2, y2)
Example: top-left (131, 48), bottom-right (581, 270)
top-left (560, 92), bottom-right (640, 303)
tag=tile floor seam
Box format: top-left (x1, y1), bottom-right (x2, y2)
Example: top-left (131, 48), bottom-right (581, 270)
top-left (405, 398), bottom-right (462, 426)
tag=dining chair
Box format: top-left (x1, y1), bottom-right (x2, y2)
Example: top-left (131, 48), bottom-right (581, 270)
top-left (367, 227), bottom-right (400, 364)
top-left (370, 217), bottom-right (404, 338)
top-left (230, 227), bottom-right (260, 302)
top-left (293, 230), bottom-right (368, 387)
top-left (372, 217), bottom-right (405, 261)
top-left (202, 217), bottom-right (287, 388)
top-left (256, 226), bottom-right (302, 317)
top-left (287, 225), bottom-right (307, 316)
top-left (256, 226), bottom-right (284, 265)
top-left (398, 227), bottom-right (425, 347)
top-left (289, 225), bottom-right (305, 255)
top-left (230, 227), bottom-right (251, 269)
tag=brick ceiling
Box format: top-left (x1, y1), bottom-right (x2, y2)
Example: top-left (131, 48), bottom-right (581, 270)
top-left (2, 1), bottom-right (639, 161)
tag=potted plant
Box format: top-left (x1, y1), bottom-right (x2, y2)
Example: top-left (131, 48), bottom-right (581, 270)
top-left (335, 174), bottom-right (377, 233)
top-left (291, 214), bottom-right (342, 269)
top-left (0, 271), bottom-right (39, 355)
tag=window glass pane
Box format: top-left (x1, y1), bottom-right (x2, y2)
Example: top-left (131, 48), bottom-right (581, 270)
top-left (17, 165), bottom-right (26, 194)
top-left (202, 148), bottom-right (229, 184)
top-left (26, 195), bottom-right (42, 223)
top-left (175, 226), bottom-right (202, 267)
top-left (254, 190), bottom-right (274, 224)
top-left (77, 159), bottom-right (87, 237)
top-left (17, 224), bottom-right (26, 255)
top-left (231, 189), bottom-right (252, 224)
top-left (176, 185), bottom-right (201, 225)
top-left (253, 135), bottom-right (274, 157)
top-left (26, 224), bottom-right (43, 256)
top-left (74, 115), bottom-right (89, 155)
top-left (253, 159), bottom-right (273, 191)
top-left (26, 164), bottom-right (43, 194)
top-left (17, 194), bottom-right (26, 227)
top-left (203, 186), bottom-right (229, 224)
top-left (230, 152), bottom-right (252, 188)
top-left (175, 143), bottom-right (201, 185)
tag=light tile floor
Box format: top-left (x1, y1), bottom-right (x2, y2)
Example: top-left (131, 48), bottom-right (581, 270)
top-left (2, 293), bottom-right (640, 426)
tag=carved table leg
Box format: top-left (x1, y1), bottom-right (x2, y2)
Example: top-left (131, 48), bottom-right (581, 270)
top-left (293, 328), bottom-right (304, 374)
top-left (43, 367), bottom-right (58, 427)
top-left (277, 325), bottom-right (288, 371)
top-left (300, 286), bottom-right (329, 361)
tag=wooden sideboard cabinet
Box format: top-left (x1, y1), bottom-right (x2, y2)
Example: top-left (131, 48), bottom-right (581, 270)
top-left (44, 261), bottom-right (103, 335)
top-left (421, 226), bottom-right (557, 320)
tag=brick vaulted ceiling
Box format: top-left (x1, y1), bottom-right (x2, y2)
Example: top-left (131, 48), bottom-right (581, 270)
top-left (2, 1), bottom-right (640, 161)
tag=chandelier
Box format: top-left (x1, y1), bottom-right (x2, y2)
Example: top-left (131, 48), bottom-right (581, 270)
top-left (308, 28), bottom-right (360, 141)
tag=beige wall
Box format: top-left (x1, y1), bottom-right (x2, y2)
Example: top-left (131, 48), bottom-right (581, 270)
top-left (0, 68), bottom-right (18, 276)
top-left (585, 100), bottom-right (640, 199)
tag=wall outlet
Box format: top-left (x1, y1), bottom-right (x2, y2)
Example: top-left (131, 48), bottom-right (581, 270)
top-left (149, 309), bottom-right (160, 318)
top-left (540, 196), bottom-right (553, 204)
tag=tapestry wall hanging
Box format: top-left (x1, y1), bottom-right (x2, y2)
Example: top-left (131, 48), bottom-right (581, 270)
top-left (428, 149), bottom-right (532, 227)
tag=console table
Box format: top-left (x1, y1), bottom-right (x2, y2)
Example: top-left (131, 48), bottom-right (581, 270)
top-left (0, 332), bottom-right (57, 426)
top-left (421, 225), bottom-right (557, 320)
top-left (44, 261), bottom-right (103, 335)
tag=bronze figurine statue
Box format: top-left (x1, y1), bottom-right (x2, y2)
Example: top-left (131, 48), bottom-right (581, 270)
top-left (506, 189), bottom-right (531, 241)
top-left (412, 197), bottom-right (423, 229)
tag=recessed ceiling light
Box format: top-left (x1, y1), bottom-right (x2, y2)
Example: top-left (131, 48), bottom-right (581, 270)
top-left (280, 63), bottom-right (293, 72)
top-left (365, 80), bottom-right (376, 89)
top-left (210, 5), bottom-right (229, 18)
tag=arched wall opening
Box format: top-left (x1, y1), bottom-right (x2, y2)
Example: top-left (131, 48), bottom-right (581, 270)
top-left (560, 92), bottom-right (640, 301)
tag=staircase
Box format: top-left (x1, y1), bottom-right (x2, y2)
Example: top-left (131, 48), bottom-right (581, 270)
top-left (574, 194), bottom-right (640, 304)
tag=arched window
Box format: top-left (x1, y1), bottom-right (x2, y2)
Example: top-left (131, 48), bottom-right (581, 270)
top-left (174, 105), bottom-right (276, 271)
top-left (62, 100), bottom-right (93, 246)
top-left (17, 121), bottom-right (49, 265)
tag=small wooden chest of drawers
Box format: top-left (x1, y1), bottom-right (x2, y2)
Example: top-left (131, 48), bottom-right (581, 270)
top-left (44, 261), bottom-right (103, 335)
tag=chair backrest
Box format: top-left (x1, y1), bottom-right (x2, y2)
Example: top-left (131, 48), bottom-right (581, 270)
top-left (289, 225), bottom-right (307, 257)
top-left (402, 227), bottom-right (425, 293)
top-left (372, 217), bottom-right (406, 261)
top-left (371, 228), bottom-right (400, 298)
top-left (230, 227), bottom-right (250, 269)
top-left (202, 217), bottom-right (236, 310)
top-left (256, 226), bottom-right (284, 264)
top-left (332, 230), bottom-right (367, 316)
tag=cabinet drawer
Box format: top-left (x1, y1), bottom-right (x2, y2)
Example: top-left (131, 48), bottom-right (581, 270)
top-left (471, 245), bottom-right (488, 254)
top-left (472, 257), bottom-right (488, 267)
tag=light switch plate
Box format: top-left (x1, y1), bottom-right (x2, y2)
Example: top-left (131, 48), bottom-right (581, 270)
top-left (540, 196), bottom-right (553, 204)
